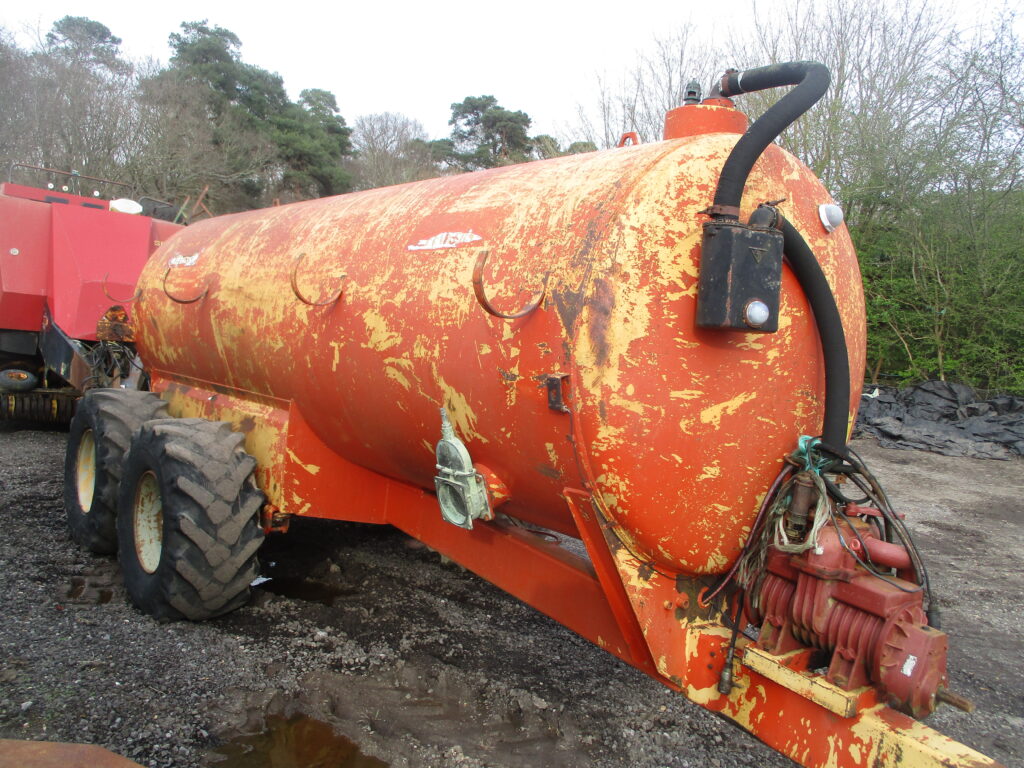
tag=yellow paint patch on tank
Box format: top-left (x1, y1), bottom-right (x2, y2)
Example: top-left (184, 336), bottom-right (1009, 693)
top-left (592, 422), bottom-right (627, 452)
top-left (670, 390), bottom-right (703, 400)
top-left (478, 343), bottom-right (492, 355)
top-left (544, 442), bottom-right (560, 468)
top-left (736, 338), bottom-right (766, 351)
top-left (608, 392), bottom-right (658, 418)
top-left (848, 741), bottom-right (862, 764)
top-left (594, 468), bottom-right (633, 501)
top-left (574, 267), bottom-right (654, 394)
top-left (699, 391), bottom-right (758, 429)
top-left (287, 495), bottom-right (312, 516)
top-left (412, 336), bottom-right (438, 360)
top-left (700, 549), bottom-right (730, 573)
top-left (285, 448), bottom-right (321, 475)
top-left (362, 308), bottom-right (403, 352)
top-left (329, 341), bottom-right (345, 372)
top-left (698, 463), bottom-right (721, 481)
top-left (673, 336), bottom-right (702, 349)
top-left (437, 376), bottom-right (488, 444)
top-left (670, 453), bottom-right (684, 464)
top-left (503, 363), bottom-right (521, 408)
top-left (385, 367), bottom-right (412, 390)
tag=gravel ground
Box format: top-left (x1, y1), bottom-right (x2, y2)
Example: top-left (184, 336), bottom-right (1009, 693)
top-left (0, 424), bottom-right (1020, 768)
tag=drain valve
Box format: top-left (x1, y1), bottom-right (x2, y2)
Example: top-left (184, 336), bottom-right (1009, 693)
top-left (434, 407), bottom-right (491, 529)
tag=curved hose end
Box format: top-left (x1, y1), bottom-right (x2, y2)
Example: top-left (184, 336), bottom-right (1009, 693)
top-left (720, 60), bottom-right (830, 99)
top-left (711, 61), bottom-right (831, 215)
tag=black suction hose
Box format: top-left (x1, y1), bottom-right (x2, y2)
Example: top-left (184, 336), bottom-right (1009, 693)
top-left (779, 216), bottom-right (850, 451)
top-left (706, 61), bottom-right (937, 622)
top-left (711, 61), bottom-right (831, 219)
top-left (707, 60), bottom-right (847, 447)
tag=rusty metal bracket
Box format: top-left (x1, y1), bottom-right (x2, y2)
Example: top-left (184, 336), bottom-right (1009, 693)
top-left (545, 374), bottom-right (571, 413)
top-left (617, 132), bottom-right (640, 147)
top-left (290, 252), bottom-right (346, 307)
top-left (260, 503), bottom-right (291, 534)
top-left (699, 204), bottom-right (742, 219)
top-left (472, 249), bottom-right (549, 320)
top-left (161, 266), bottom-right (209, 304)
top-left (102, 272), bottom-right (141, 303)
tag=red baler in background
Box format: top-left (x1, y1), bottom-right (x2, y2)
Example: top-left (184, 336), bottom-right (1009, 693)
top-left (0, 165), bottom-right (183, 421)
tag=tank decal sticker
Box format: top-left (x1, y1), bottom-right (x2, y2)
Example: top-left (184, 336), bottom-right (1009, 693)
top-left (407, 231), bottom-right (483, 251)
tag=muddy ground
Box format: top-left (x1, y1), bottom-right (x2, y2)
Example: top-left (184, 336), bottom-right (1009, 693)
top-left (0, 424), bottom-right (1021, 768)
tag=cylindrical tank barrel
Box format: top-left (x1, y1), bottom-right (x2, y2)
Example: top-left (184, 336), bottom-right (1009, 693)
top-left (134, 112), bottom-right (865, 576)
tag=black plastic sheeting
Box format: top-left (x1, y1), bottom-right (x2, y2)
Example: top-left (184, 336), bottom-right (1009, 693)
top-left (854, 380), bottom-right (1024, 460)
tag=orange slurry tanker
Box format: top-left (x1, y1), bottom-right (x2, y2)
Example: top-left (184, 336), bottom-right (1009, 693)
top-left (64, 62), bottom-right (1000, 767)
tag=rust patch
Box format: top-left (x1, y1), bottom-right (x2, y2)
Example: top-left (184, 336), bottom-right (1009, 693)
top-left (498, 367), bottom-right (519, 383)
top-left (552, 284), bottom-right (587, 336)
top-left (535, 463), bottom-right (562, 479)
top-left (586, 277), bottom-right (615, 367)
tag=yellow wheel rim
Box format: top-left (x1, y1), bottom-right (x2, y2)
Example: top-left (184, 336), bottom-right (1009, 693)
top-left (76, 429), bottom-right (97, 512)
top-left (133, 471), bottom-right (163, 574)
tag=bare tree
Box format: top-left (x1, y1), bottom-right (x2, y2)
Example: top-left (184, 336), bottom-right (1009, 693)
top-left (349, 112), bottom-right (440, 190)
top-left (577, 25), bottom-right (722, 148)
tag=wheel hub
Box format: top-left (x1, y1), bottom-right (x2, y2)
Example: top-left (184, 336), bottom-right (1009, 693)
top-left (76, 429), bottom-right (97, 512)
top-left (133, 470), bottom-right (163, 574)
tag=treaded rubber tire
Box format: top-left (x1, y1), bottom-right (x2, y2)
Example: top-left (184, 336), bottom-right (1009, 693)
top-left (116, 418), bottom-right (265, 621)
top-left (64, 389), bottom-right (169, 554)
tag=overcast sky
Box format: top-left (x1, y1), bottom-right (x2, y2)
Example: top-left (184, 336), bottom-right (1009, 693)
top-left (3, 1), bottom-right (1011, 142)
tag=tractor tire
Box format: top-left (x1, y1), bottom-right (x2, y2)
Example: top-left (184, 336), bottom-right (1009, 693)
top-left (0, 360), bottom-right (39, 392)
top-left (64, 389), bottom-right (169, 554)
top-left (116, 418), bottom-right (265, 621)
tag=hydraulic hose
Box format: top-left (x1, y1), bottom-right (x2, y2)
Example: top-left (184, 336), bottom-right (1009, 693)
top-left (711, 61), bottom-right (831, 219)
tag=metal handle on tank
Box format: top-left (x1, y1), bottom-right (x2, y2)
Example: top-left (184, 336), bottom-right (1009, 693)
top-left (102, 272), bottom-right (141, 303)
top-left (472, 249), bottom-right (549, 320)
top-left (161, 266), bottom-right (209, 304)
top-left (290, 252), bottom-right (346, 307)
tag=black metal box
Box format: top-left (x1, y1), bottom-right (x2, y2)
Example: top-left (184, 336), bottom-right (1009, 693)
top-left (696, 220), bottom-right (783, 332)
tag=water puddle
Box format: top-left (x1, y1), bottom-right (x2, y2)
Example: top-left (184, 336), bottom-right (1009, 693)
top-left (208, 714), bottom-right (387, 768)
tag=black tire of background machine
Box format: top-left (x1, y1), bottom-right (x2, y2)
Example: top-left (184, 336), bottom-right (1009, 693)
top-left (63, 389), bottom-right (169, 554)
top-left (116, 418), bottom-right (265, 621)
top-left (0, 359), bottom-right (40, 392)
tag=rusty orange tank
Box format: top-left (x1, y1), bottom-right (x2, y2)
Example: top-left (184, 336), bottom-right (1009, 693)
top-left (133, 108), bottom-right (864, 577)
top-left (64, 61), bottom-right (1000, 768)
